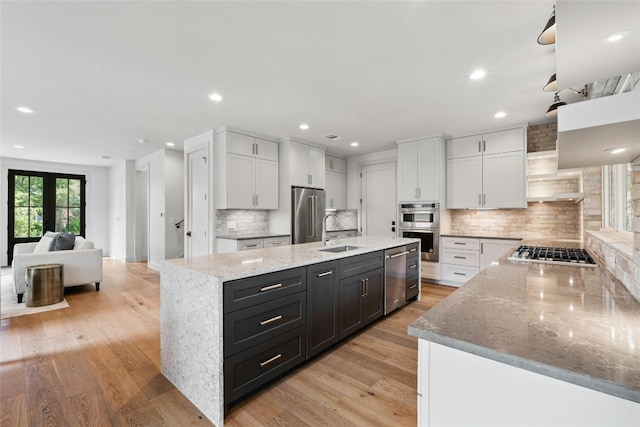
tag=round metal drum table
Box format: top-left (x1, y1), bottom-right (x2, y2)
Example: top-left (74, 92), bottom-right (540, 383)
top-left (25, 264), bottom-right (64, 307)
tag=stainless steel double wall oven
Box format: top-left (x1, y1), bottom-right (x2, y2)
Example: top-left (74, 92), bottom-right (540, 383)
top-left (399, 202), bottom-right (439, 262)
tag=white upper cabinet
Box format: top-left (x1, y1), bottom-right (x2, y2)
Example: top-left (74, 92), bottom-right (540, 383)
top-left (290, 140), bottom-right (325, 189)
top-left (325, 155), bottom-right (347, 210)
top-left (216, 129), bottom-right (279, 209)
top-left (446, 127), bottom-right (526, 209)
top-left (397, 136), bottom-right (445, 204)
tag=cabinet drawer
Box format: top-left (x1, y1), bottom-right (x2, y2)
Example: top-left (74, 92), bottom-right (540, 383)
top-left (263, 236), bottom-right (289, 247)
top-left (407, 275), bottom-right (419, 300)
top-left (224, 326), bottom-right (305, 405)
top-left (407, 242), bottom-right (420, 257)
top-left (441, 249), bottom-right (480, 267)
top-left (441, 264), bottom-right (479, 283)
top-left (421, 262), bottom-right (440, 280)
top-left (224, 292), bottom-right (306, 357)
top-left (238, 239), bottom-right (264, 251)
top-left (224, 267), bottom-right (306, 313)
top-left (407, 256), bottom-right (419, 273)
top-left (339, 251), bottom-right (384, 279)
top-left (441, 237), bottom-right (480, 250)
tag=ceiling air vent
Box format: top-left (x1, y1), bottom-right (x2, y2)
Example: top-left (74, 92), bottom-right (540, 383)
top-left (323, 134), bottom-right (343, 141)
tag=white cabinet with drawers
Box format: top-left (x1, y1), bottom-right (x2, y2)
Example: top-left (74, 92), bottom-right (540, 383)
top-left (440, 236), bottom-right (520, 286)
top-left (217, 235), bottom-right (290, 253)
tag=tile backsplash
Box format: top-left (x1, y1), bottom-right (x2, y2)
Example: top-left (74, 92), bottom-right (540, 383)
top-left (216, 210), bottom-right (269, 235)
top-left (326, 210), bottom-right (358, 231)
top-left (449, 201), bottom-right (581, 240)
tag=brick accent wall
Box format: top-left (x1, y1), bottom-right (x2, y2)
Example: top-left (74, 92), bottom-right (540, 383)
top-left (527, 123), bottom-right (557, 153)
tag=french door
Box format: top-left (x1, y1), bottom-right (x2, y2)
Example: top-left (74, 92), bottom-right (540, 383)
top-left (7, 169), bottom-right (86, 263)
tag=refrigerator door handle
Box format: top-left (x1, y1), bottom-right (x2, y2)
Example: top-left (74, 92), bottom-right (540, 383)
top-left (308, 196), bottom-right (314, 238)
top-left (312, 195), bottom-right (317, 237)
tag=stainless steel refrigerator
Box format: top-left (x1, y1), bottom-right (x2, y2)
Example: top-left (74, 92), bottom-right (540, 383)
top-left (291, 187), bottom-right (326, 244)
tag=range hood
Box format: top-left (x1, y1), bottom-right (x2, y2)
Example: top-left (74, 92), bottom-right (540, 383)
top-left (557, 90), bottom-right (640, 169)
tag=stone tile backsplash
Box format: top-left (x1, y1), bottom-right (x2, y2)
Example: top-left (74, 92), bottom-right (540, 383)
top-left (215, 210), bottom-right (270, 236)
top-left (449, 201), bottom-right (581, 240)
top-left (326, 210), bottom-right (358, 231)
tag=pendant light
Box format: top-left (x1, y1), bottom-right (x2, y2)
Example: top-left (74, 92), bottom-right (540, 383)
top-left (537, 6), bottom-right (556, 45)
top-left (543, 73), bottom-right (557, 92)
top-left (544, 93), bottom-right (566, 117)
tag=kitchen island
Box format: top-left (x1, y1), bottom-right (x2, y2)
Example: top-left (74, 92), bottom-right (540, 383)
top-left (408, 240), bottom-right (640, 426)
top-left (160, 236), bottom-right (419, 426)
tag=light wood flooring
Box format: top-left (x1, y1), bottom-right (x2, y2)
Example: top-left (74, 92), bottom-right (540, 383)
top-left (0, 259), bottom-right (454, 426)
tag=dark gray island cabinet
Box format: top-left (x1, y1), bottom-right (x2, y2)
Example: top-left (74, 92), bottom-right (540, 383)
top-left (161, 236), bottom-right (419, 426)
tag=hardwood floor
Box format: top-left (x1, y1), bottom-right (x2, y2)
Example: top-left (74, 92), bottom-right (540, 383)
top-left (0, 260), bottom-right (454, 426)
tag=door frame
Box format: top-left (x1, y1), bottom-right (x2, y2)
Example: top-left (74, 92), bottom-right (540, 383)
top-left (185, 144), bottom-right (211, 258)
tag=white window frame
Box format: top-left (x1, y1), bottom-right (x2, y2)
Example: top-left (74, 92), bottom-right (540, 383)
top-left (602, 163), bottom-right (632, 234)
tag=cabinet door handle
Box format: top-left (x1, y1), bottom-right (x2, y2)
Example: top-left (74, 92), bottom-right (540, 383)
top-left (478, 140), bottom-right (482, 152)
top-left (260, 315), bottom-right (283, 326)
top-left (364, 278), bottom-right (369, 296)
top-left (361, 279), bottom-right (366, 297)
top-left (255, 143), bottom-right (259, 156)
top-left (480, 243), bottom-right (484, 254)
top-left (454, 256), bottom-right (467, 259)
top-left (317, 271), bottom-right (333, 277)
top-left (255, 194), bottom-right (259, 206)
top-left (260, 283), bottom-right (283, 292)
top-left (409, 264), bottom-right (417, 269)
top-left (245, 244), bottom-right (258, 248)
top-left (259, 353), bottom-right (282, 367)
top-left (454, 242), bottom-right (466, 245)
top-left (409, 283), bottom-right (417, 289)
top-left (454, 272), bottom-right (467, 276)
top-left (483, 140), bottom-right (486, 152)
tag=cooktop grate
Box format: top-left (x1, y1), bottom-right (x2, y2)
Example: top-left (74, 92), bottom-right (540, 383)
top-left (508, 245), bottom-right (597, 267)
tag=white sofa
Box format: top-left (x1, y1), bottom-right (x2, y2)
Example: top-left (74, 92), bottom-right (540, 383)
top-left (12, 237), bottom-right (103, 303)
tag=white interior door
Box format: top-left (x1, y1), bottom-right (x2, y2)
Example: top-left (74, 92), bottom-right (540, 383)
top-left (361, 162), bottom-right (397, 237)
top-left (187, 148), bottom-right (209, 257)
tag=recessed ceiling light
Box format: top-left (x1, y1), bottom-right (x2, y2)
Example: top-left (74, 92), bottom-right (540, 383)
top-left (14, 145), bottom-right (24, 149)
top-left (166, 142), bottom-right (175, 147)
top-left (604, 31), bottom-right (628, 43)
top-left (605, 147), bottom-right (626, 154)
top-left (299, 124), bottom-right (309, 130)
top-left (494, 111), bottom-right (507, 118)
top-left (16, 106), bottom-right (34, 114)
top-left (209, 93), bottom-right (224, 102)
top-left (350, 142), bottom-right (359, 147)
top-left (138, 138), bottom-right (148, 144)
top-left (469, 69), bottom-right (486, 80)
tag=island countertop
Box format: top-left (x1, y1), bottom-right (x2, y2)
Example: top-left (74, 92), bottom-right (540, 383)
top-left (408, 240), bottom-right (640, 403)
top-left (165, 235), bottom-right (418, 282)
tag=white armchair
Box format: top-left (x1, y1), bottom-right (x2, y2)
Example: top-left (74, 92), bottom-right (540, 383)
top-left (12, 237), bottom-right (103, 303)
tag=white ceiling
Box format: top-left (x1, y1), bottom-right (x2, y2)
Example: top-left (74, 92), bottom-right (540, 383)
top-left (0, 1), bottom-right (632, 167)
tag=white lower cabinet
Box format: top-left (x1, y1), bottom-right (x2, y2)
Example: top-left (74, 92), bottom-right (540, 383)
top-left (440, 236), bottom-right (519, 286)
top-left (217, 236), bottom-right (290, 253)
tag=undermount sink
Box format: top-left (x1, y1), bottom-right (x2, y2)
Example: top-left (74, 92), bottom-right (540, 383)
top-left (318, 245), bottom-right (362, 253)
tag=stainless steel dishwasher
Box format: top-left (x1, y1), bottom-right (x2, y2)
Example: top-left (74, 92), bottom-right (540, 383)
top-left (384, 246), bottom-right (408, 314)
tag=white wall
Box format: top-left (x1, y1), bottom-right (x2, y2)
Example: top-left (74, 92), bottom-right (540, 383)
top-left (1, 157), bottom-right (111, 266)
top-left (346, 148), bottom-right (398, 210)
top-left (109, 160), bottom-right (135, 262)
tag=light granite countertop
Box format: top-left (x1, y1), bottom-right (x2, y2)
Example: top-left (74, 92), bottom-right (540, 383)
top-left (216, 232), bottom-right (291, 240)
top-left (165, 235), bottom-right (418, 282)
top-left (408, 240), bottom-right (640, 403)
top-left (440, 232), bottom-right (523, 240)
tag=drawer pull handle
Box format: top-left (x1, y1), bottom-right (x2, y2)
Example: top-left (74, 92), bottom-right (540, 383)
top-left (409, 248), bottom-right (417, 252)
top-left (260, 283), bottom-right (283, 292)
top-left (454, 272), bottom-right (467, 276)
top-left (317, 271), bottom-right (333, 277)
top-left (454, 256), bottom-right (467, 259)
top-left (245, 244), bottom-right (258, 248)
top-left (409, 264), bottom-right (417, 269)
top-left (408, 284), bottom-right (417, 289)
top-left (260, 353), bottom-right (282, 367)
top-left (260, 315), bottom-right (283, 326)
top-left (454, 242), bottom-right (466, 245)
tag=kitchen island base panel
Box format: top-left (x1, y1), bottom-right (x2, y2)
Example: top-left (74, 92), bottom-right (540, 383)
top-left (418, 340), bottom-right (640, 427)
top-left (160, 263), bottom-right (224, 426)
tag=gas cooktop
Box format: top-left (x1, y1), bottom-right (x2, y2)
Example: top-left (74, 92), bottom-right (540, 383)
top-left (508, 245), bottom-right (597, 267)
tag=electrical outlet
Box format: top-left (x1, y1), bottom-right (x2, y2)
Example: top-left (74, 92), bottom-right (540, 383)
top-left (227, 221), bottom-right (236, 229)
